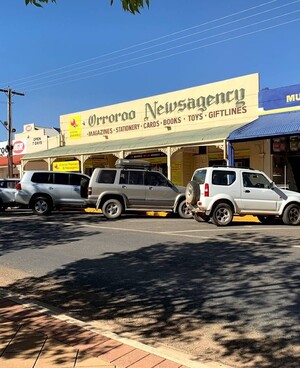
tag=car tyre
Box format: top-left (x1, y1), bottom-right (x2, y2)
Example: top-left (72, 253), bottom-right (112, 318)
top-left (282, 203), bottom-right (300, 225)
top-left (32, 197), bottom-right (52, 215)
top-left (257, 215), bottom-right (275, 225)
top-left (178, 199), bottom-right (193, 219)
top-left (0, 199), bottom-right (6, 212)
top-left (185, 181), bottom-right (200, 206)
top-left (194, 213), bottom-right (210, 222)
top-left (102, 198), bottom-right (123, 219)
top-left (212, 203), bottom-right (233, 226)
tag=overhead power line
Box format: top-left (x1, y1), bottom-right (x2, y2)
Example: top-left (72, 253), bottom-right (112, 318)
top-left (2, 0), bottom-right (300, 92)
top-left (2, 0), bottom-right (279, 88)
top-left (23, 16), bottom-right (300, 92)
top-left (5, 0), bottom-right (297, 90)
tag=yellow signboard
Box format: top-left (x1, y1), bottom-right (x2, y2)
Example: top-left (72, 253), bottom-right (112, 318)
top-left (61, 73), bottom-right (259, 145)
top-left (69, 115), bottom-right (82, 139)
top-left (53, 161), bottom-right (80, 172)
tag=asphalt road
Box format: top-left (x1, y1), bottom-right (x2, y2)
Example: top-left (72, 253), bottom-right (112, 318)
top-left (0, 209), bottom-right (299, 368)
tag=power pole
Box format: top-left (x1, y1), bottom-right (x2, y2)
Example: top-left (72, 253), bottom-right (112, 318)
top-left (0, 88), bottom-right (25, 177)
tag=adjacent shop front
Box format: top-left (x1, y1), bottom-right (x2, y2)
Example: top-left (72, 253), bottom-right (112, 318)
top-left (0, 139), bottom-right (26, 178)
top-left (228, 84), bottom-right (300, 191)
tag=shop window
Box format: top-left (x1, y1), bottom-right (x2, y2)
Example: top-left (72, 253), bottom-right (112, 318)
top-left (235, 159), bottom-right (250, 168)
top-left (198, 146), bottom-right (207, 155)
top-left (209, 159), bottom-right (226, 167)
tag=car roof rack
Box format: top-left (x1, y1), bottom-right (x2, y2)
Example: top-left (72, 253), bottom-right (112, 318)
top-left (115, 159), bottom-right (152, 170)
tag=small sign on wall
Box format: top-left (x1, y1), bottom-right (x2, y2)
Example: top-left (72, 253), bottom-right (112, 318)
top-left (52, 161), bottom-right (80, 172)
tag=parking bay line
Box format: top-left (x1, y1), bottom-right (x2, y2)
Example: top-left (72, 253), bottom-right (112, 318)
top-left (43, 221), bottom-right (300, 246)
top-left (75, 223), bottom-right (298, 236)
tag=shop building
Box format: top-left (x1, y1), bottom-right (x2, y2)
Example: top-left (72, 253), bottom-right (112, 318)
top-left (0, 124), bottom-right (60, 178)
top-left (21, 73), bottom-right (259, 185)
top-left (228, 84), bottom-right (300, 191)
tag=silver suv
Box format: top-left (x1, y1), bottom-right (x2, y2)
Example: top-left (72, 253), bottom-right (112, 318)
top-left (15, 171), bottom-right (90, 215)
top-left (186, 166), bottom-right (300, 226)
top-left (87, 159), bottom-right (192, 219)
top-left (0, 178), bottom-right (20, 211)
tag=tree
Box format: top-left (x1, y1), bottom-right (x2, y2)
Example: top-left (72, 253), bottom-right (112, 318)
top-left (25, 0), bottom-right (150, 14)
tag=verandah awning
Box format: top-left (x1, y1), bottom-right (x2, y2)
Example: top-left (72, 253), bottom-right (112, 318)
top-left (23, 123), bottom-right (247, 161)
top-left (228, 110), bottom-right (300, 142)
top-left (0, 154), bottom-right (24, 166)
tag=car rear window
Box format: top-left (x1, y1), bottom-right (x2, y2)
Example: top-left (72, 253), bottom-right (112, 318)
top-left (97, 170), bottom-right (116, 184)
top-left (31, 172), bottom-right (54, 184)
top-left (212, 170), bottom-right (236, 186)
top-left (192, 169), bottom-right (206, 184)
top-left (0, 180), bottom-right (18, 189)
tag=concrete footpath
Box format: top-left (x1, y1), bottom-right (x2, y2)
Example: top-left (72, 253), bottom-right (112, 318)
top-left (0, 290), bottom-right (231, 368)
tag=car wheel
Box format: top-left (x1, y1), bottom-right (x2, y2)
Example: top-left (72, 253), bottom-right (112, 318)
top-left (257, 215), bottom-right (275, 225)
top-left (178, 199), bottom-right (193, 219)
top-left (102, 198), bottom-right (123, 219)
top-left (193, 213), bottom-right (210, 222)
top-left (212, 203), bottom-right (233, 226)
top-left (185, 180), bottom-right (200, 206)
top-left (0, 200), bottom-right (5, 212)
top-left (32, 197), bottom-right (52, 215)
top-left (282, 203), bottom-right (300, 225)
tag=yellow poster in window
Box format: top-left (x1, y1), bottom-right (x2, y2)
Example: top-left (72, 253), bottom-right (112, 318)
top-left (69, 115), bottom-right (82, 139)
top-left (53, 161), bottom-right (80, 172)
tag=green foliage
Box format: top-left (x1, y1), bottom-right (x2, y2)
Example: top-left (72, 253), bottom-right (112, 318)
top-left (25, 0), bottom-right (149, 13)
top-left (25, 0), bottom-right (56, 7)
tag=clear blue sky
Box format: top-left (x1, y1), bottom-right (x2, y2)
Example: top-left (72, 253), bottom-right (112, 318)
top-left (1, 0), bottom-right (300, 135)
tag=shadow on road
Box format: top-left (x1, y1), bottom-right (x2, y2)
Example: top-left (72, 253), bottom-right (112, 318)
top-left (1, 216), bottom-right (299, 367)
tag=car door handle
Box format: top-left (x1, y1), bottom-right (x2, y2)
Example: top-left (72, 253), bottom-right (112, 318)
top-left (244, 190), bottom-right (250, 193)
top-left (74, 188), bottom-right (80, 191)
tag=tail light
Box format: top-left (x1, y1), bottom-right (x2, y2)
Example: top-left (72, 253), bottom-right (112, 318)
top-left (204, 183), bottom-right (209, 197)
top-left (16, 182), bottom-right (22, 191)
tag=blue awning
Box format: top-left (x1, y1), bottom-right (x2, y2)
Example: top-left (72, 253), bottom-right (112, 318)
top-left (228, 110), bottom-right (300, 141)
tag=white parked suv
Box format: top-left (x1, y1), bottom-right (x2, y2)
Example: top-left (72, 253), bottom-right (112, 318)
top-left (186, 166), bottom-right (300, 226)
top-left (15, 171), bottom-right (90, 215)
top-left (0, 178), bottom-right (20, 211)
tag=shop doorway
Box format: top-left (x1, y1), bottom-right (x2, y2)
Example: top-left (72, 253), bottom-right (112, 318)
top-left (288, 156), bottom-right (300, 192)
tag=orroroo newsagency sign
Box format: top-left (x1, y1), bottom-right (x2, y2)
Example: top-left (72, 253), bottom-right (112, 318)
top-left (63, 73), bottom-right (259, 142)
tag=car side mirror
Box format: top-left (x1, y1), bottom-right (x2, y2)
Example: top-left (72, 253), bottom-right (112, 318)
top-left (269, 181), bottom-right (276, 189)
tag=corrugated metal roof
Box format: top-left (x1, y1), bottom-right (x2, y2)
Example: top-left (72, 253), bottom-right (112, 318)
top-left (228, 110), bottom-right (300, 141)
top-left (23, 123), bottom-right (245, 160)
